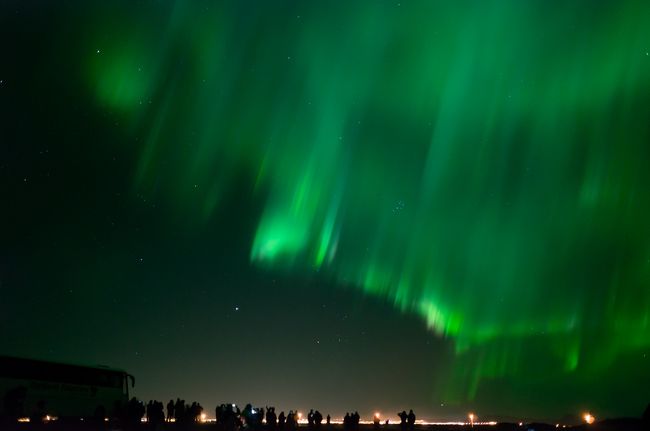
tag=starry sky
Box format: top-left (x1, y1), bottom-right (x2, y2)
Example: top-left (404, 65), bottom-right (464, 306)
top-left (1, 0), bottom-right (650, 423)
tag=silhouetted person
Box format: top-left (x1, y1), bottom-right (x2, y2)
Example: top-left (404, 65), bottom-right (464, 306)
top-left (255, 407), bottom-right (264, 428)
top-left (145, 400), bottom-right (164, 429)
top-left (373, 413), bottom-right (380, 429)
top-left (326, 414), bottom-right (331, 425)
top-left (146, 400), bottom-right (153, 422)
top-left (287, 411), bottom-right (295, 431)
top-left (166, 399), bottom-right (174, 422)
top-left (266, 407), bottom-right (277, 429)
top-left (279, 411), bottom-right (286, 430)
top-left (242, 403), bottom-right (254, 428)
top-left (195, 402), bottom-right (202, 422)
top-left (398, 411), bottom-right (407, 431)
top-left (216, 404), bottom-right (223, 425)
top-left (308, 409), bottom-right (315, 428)
top-left (314, 411), bottom-right (323, 427)
top-left (124, 397), bottom-right (143, 427)
top-left (273, 407), bottom-right (279, 426)
top-left (223, 404), bottom-right (240, 431)
top-left (175, 398), bottom-right (184, 422)
top-left (137, 399), bottom-right (146, 424)
top-left (407, 410), bottom-right (415, 431)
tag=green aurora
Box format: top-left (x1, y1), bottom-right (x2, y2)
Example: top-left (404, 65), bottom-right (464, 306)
top-left (18, 0), bottom-right (650, 417)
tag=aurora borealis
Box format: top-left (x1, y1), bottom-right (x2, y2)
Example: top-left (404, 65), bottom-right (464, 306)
top-left (2, 0), bottom-right (650, 422)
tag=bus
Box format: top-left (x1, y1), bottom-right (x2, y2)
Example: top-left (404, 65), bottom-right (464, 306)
top-left (0, 355), bottom-right (135, 421)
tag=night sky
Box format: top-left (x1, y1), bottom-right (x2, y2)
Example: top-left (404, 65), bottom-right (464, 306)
top-left (2, 0), bottom-right (650, 424)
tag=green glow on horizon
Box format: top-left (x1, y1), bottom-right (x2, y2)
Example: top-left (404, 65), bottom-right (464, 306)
top-left (82, 0), bottom-right (650, 406)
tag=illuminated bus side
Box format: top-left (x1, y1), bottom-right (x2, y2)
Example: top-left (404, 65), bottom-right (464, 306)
top-left (0, 356), bottom-right (134, 420)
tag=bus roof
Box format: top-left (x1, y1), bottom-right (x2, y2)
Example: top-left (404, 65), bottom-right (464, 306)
top-left (0, 355), bottom-right (128, 374)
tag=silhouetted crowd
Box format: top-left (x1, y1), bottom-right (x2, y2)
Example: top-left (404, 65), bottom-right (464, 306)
top-left (342, 412), bottom-right (360, 431)
top-left (212, 404), bottom-right (321, 431)
top-left (3, 388), bottom-right (422, 431)
top-left (124, 397), bottom-right (204, 427)
top-left (121, 398), bottom-right (414, 431)
top-left (397, 410), bottom-right (416, 431)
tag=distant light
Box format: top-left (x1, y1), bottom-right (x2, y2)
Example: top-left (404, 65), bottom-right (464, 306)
top-left (201, 413), bottom-right (207, 422)
top-left (326, 420), bottom-right (496, 426)
top-left (298, 412), bottom-right (303, 420)
top-left (583, 413), bottom-right (595, 425)
top-left (519, 422), bottom-right (523, 427)
top-left (375, 412), bottom-right (380, 418)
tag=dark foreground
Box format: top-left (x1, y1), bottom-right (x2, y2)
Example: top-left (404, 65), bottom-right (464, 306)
top-left (2, 421), bottom-right (648, 431)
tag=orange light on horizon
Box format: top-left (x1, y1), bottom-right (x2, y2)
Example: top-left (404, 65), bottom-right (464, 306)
top-left (583, 413), bottom-right (595, 425)
top-left (374, 412), bottom-right (380, 418)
